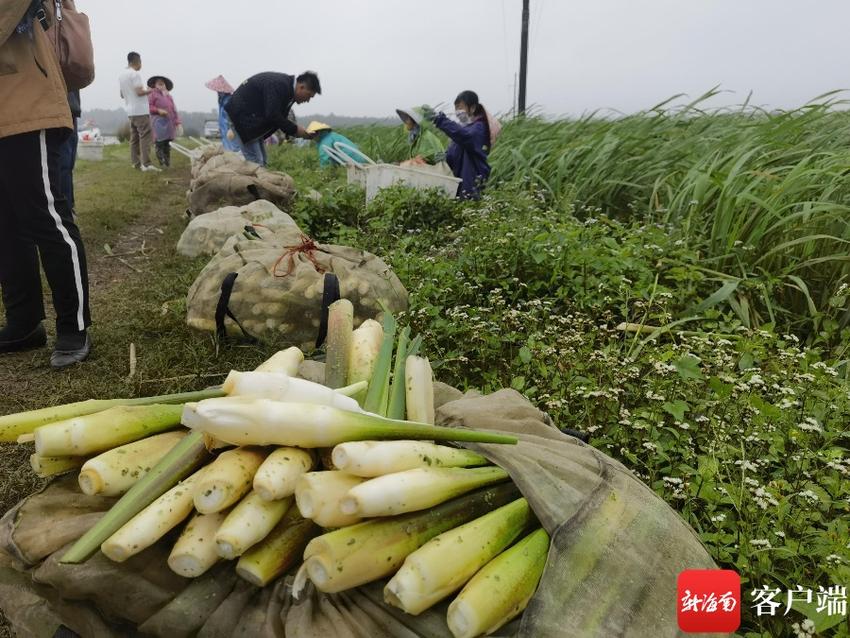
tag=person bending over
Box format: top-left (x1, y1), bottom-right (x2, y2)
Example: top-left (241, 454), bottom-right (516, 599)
top-left (223, 71), bottom-right (320, 166)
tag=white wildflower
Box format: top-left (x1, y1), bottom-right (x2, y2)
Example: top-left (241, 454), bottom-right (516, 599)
top-left (748, 374), bottom-right (765, 387)
top-left (792, 619), bottom-right (816, 638)
top-left (796, 490), bottom-right (819, 504)
top-left (735, 460), bottom-right (759, 472)
top-left (798, 417), bottom-right (822, 433)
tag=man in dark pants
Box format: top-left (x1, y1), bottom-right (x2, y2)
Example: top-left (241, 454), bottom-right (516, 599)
top-left (223, 71), bottom-right (320, 165)
top-left (60, 90), bottom-right (81, 212)
top-left (0, 1), bottom-right (92, 369)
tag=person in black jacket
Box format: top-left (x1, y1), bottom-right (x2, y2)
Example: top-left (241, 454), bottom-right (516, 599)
top-left (224, 71), bottom-right (320, 165)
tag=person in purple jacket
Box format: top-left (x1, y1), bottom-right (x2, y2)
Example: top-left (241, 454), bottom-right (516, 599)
top-left (427, 90), bottom-right (498, 199)
top-left (147, 75), bottom-right (181, 167)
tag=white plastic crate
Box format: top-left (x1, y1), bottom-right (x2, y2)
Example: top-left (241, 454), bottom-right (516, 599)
top-left (347, 164), bottom-right (368, 187)
top-left (364, 163), bottom-right (461, 202)
top-left (77, 141), bottom-right (104, 161)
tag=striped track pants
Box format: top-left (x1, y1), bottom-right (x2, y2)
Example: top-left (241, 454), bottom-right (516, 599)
top-left (0, 128), bottom-right (90, 334)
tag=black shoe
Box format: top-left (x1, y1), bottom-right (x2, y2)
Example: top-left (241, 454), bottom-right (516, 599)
top-left (0, 323), bottom-right (47, 353)
top-left (51, 331), bottom-right (91, 369)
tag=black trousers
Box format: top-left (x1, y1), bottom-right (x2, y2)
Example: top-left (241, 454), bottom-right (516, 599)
top-left (0, 128), bottom-right (91, 334)
top-left (155, 140), bottom-right (171, 167)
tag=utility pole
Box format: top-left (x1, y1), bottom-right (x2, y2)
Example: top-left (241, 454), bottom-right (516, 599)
top-left (518, 0), bottom-right (530, 115)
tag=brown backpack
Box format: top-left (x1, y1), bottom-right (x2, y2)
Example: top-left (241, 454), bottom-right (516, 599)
top-left (44, 0), bottom-right (95, 90)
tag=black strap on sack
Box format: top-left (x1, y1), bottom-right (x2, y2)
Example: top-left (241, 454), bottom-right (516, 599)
top-left (561, 427), bottom-right (590, 443)
top-left (243, 224), bottom-right (262, 240)
top-left (215, 272), bottom-right (257, 343)
top-left (315, 272), bottom-right (340, 348)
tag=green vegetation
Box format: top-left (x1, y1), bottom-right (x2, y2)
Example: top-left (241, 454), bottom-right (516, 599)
top-left (267, 102), bottom-right (850, 636)
top-left (2, 96), bottom-right (850, 636)
top-left (291, 94), bottom-right (850, 345)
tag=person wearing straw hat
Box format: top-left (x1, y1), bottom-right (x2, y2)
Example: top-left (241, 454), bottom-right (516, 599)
top-left (396, 106), bottom-right (444, 165)
top-left (423, 91), bottom-right (501, 199)
top-left (205, 75), bottom-right (240, 152)
top-left (0, 0), bottom-right (92, 367)
top-left (147, 75), bottom-right (182, 168)
top-left (306, 121), bottom-right (369, 167)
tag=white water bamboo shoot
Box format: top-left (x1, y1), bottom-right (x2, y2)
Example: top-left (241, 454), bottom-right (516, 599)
top-left (78, 431), bottom-right (187, 496)
top-left (194, 447), bottom-right (268, 514)
top-left (253, 447), bottom-right (316, 501)
top-left (295, 471), bottom-right (364, 528)
top-left (384, 498), bottom-right (533, 614)
top-left (215, 491), bottom-right (292, 559)
top-left (340, 466), bottom-right (509, 517)
top-left (101, 469), bottom-right (204, 562)
top-left (331, 440), bottom-right (488, 477)
top-left (167, 510), bottom-right (228, 577)
top-left (447, 528), bottom-right (550, 638)
top-left (254, 347), bottom-right (303, 375)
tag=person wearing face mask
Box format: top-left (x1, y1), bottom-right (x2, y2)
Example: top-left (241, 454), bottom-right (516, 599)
top-left (395, 107), bottom-right (444, 165)
top-left (425, 91), bottom-right (501, 199)
top-left (147, 75), bottom-right (182, 168)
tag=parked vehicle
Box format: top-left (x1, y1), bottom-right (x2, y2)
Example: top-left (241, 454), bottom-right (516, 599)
top-left (203, 120), bottom-right (221, 139)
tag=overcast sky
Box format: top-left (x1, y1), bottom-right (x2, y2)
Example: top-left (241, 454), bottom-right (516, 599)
top-left (82, 0), bottom-right (850, 117)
